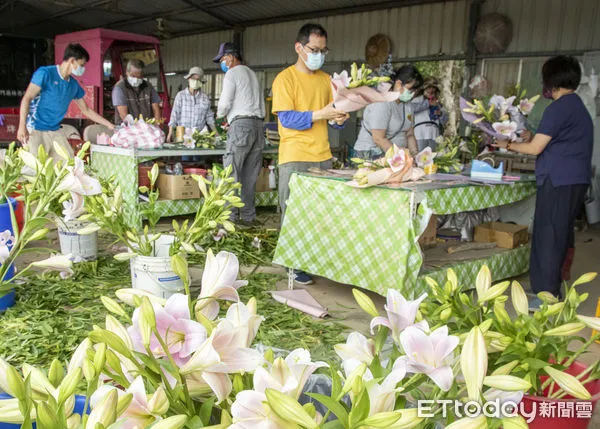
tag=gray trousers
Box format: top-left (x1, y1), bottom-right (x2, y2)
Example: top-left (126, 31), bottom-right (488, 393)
top-left (223, 118), bottom-right (264, 221)
top-left (278, 159), bottom-right (333, 219)
top-left (417, 139), bottom-right (437, 152)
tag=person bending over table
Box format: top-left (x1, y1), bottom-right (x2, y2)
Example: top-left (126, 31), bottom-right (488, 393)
top-left (493, 55), bottom-right (593, 310)
top-left (272, 23), bottom-right (348, 285)
top-left (353, 65), bottom-right (423, 160)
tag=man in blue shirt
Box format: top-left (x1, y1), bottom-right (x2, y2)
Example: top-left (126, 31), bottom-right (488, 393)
top-left (17, 43), bottom-right (114, 161)
top-left (493, 56), bottom-right (593, 309)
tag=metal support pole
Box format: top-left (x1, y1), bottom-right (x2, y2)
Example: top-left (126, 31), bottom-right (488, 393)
top-left (465, 0), bottom-right (485, 80)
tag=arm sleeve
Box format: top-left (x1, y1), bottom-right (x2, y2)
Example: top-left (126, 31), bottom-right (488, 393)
top-left (74, 82), bottom-right (85, 100)
top-left (168, 92), bottom-right (181, 127)
top-left (278, 111), bottom-right (313, 130)
top-left (31, 68), bottom-right (48, 88)
top-left (205, 99), bottom-right (216, 128)
top-left (112, 85), bottom-right (126, 107)
top-left (217, 73), bottom-right (235, 118)
top-left (150, 86), bottom-right (161, 104)
top-left (410, 96), bottom-right (430, 113)
top-left (536, 104), bottom-right (562, 138)
top-left (272, 74), bottom-right (295, 113)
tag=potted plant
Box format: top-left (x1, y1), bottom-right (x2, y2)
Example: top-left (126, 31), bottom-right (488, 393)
top-left (420, 266), bottom-right (600, 428)
top-left (0, 143), bottom-right (75, 312)
top-left (81, 163), bottom-right (243, 299)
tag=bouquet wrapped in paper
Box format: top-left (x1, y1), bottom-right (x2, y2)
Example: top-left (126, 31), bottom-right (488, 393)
top-left (347, 145), bottom-right (425, 188)
top-left (110, 114), bottom-right (165, 149)
top-left (331, 63), bottom-right (400, 112)
top-left (461, 87), bottom-right (539, 141)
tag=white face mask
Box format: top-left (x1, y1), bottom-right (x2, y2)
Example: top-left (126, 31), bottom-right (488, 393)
top-left (127, 76), bottom-right (143, 88)
top-left (189, 79), bottom-right (202, 90)
top-left (72, 63), bottom-right (85, 77)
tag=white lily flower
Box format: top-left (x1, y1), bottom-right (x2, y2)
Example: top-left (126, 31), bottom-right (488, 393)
top-left (334, 332), bottom-right (375, 365)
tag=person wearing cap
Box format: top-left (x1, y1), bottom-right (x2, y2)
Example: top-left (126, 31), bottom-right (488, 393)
top-left (412, 78), bottom-right (447, 152)
top-left (112, 59), bottom-right (161, 125)
top-left (271, 23), bottom-right (348, 285)
top-left (166, 66), bottom-right (216, 142)
top-left (214, 42), bottom-right (265, 226)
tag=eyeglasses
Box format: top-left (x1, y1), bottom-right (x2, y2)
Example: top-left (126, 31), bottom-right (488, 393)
top-left (302, 44), bottom-right (329, 56)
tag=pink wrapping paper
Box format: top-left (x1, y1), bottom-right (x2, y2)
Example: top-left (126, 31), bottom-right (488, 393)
top-left (331, 80), bottom-right (400, 113)
top-left (270, 290), bottom-right (328, 318)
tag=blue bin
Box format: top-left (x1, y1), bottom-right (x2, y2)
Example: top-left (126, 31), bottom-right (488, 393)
top-left (0, 394), bottom-right (89, 428)
top-left (0, 197), bottom-right (17, 312)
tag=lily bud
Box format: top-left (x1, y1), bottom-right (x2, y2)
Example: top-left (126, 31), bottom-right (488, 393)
top-left (82, 359), bottom-right (96, 382)
top-left (101, 297), bottom-right (128, 318)
top-left (93, 343), bottom-right (107, 373)
top-left (48, 359), bottom-right (65, 388)
top-left (440, 308), bottom-right (452, 321)
top-left (53, 140), bottom-right (71, 160)
top-left (492, 360), bottom-right (519, 376)
top-left (116, 393), bottom-right (133, 417)
top-left (37, 402), bottom-right (60, 429)
top-left (445, 415), bottom-right (487, 429)
top-left (264, 348), bottom-right (275, 364)
top-left (362, 411), bottom-right (402, 428)
top-left (447, 268), bottom-right (458, 293)
top-left (148, 386), bottom-right (169, 415)
top-left (475, 265), bottom-right (491, 299)
top-left (511, 281), bottom-right (528, 316)
top-left (104, 315), bottom-right (134, 350)
top-left (577, 315), bottom-right (600, 331)
top-left (461, 327), bottom-right (487, 401)
top-left (5, 365), bottom-right (25, 400)
top-left (77, 224), bottom-right (101, 235)
top-left (88, 329), bottom-right (133, 359)
top-left (67, 414), bottom-right (81, 429)
top-left (478, 281), bottom-right (510, 303)
top-left (352, 289), bottom-right (379, 318)
top-left (572, 272), bottom-right (597, 287)
top-left (483, 375), bottom-right (532, 391)
top-left (86, 389), bottom-right (118, 429)
top-left (459, 293), bottom-right (471, 306)
top-left (544, 323), bottom-right (585, 337)
top-left (150, 163), bottom-right (160, 186)
top-left (302, 403), bottom-right (317, 419)
top-left (233, 374), bottom-right (244, 394)
top-left (545, 302), bottom-right (565, 316)
top-left (29, 228), bottom-right (49, 242)
top-left (479, 319), bottom-right (493, 334)
top-left (265, 388), bottom-right (318, 429)
top-left (115, 289), bottom-right (166, 307)
top-left (58, 367), bottom-right (82, 406)
top-left (494, 301), bottom-right (512, 326)
top-left (140, 297), bottom-right (157, 347)
top-left (544, 366), bottom-right (591, 400)
top-left (338, 363), bottom-right (367, 401)
top-left (149, 415), bottom-right (188, 429)
top-left (170, 254), bottom-right (189, 286)
top-left (537, 291), bottom-right (558, 304)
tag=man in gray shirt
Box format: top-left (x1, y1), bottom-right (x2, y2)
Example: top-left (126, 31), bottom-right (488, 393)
top-left (112, 59), bottom-right (162, 125)
top-left (214, 42), bottom-right (265, 225)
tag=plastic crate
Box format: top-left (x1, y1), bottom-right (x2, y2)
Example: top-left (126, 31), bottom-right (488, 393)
top-left (0, 114), bottom-right (19, 142)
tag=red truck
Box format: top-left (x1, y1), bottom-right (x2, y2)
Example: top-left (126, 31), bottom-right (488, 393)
top-left (0, 28), bottom-right (171, 144)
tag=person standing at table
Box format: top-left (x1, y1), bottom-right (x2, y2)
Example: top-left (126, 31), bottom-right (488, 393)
top-left (214, 42), bottom-right (265, 226)
top-left (112, 59), bottom-right (162, 125)
top-left (17, 43), bottom-right (114, 161)
top-left (272, 23), bottom-right (348, 285)
top-left (493, 56), bottom-right (593, 310)
top-left (166, 66), bottom-right (217, 142)
top-left (413, 78), bottom-right (447, 152)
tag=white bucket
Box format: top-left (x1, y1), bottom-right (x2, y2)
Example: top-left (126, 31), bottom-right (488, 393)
top-left (129, 235), bottom-right (184, 299)
top-left (58, 220), bottom-right (98, 261)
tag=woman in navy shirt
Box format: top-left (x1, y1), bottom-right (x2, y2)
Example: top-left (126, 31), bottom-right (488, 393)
top-left (494, 56), bottom-right (593, 309)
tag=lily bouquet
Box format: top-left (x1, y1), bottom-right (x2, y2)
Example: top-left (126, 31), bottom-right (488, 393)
top-left (331, 63), bottom-right (400, 113)
top-left (460, 88), bottom-right (540, 141)
top-left (348, 145), bottom-right (425, 188)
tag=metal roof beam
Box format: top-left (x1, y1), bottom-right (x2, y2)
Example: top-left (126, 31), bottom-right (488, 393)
top-left (0, 0), bottom-right (88, 33)
top-left (101, 6), bottom-right (219, 30)
top-left (177, 0), bottom-right (234, 27)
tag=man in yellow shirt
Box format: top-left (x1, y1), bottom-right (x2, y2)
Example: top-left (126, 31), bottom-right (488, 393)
top-left (272, 23), bottom-right (347, 284)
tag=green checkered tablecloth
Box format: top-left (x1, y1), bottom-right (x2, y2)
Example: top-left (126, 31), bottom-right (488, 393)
top-left (91, 149), bottom-right (278, 228)
top-left (273, 174), bottom-right (536, 298)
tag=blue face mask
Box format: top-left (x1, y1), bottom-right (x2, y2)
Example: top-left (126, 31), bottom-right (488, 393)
top-left (72, 64), bottom-right (85, 77)
top-left (302, 48), bottom-right (325, 71)
top-left (220, 61), bottom-right (229, 73)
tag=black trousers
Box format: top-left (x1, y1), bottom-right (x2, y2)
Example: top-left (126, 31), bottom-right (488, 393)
top-left (530, 179), bottom-right (588, 296)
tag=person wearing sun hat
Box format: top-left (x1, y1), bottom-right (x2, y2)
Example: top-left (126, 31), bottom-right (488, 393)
top-left (166, 66), bottom-right (217, 142)
top-left (213, 42), bottom-right (265, 226)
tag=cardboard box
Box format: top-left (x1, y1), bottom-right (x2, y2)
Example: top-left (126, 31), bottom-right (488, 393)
top-left (474, 222), bottom-right (529, 249)
top-left (255, 167), bottom-right (270, 193)
top-left (157, 174), bottom-right (201, 200)
top-left (418, 215), bottom-right (438, 249)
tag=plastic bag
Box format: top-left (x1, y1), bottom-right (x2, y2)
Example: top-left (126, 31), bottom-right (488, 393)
top-left (110, 115), bottom-right (164, 149)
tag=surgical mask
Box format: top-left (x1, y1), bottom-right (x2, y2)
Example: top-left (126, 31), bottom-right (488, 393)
top-left (220, 61), bottom-right (229, 73)
top-left (398, 88), bottom-right (414, 102)
top-left (302, 50), bottom-right (325, 71)
top-left (72, 64), bottom-right (85, 77)
top-left (189, 79), bottom-right (202, 90)
top-left (543, 87), bottom-right (553, 100)
top-left (127, 77), bottom-right (143, 88)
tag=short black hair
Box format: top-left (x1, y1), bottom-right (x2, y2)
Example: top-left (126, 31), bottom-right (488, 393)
top-left (296, 23), bottom-right (327, 44)
top-left (542, 56), bottom-right (581, 90)
top-left (63, 43), bottom-right (90, 62)
top-left (392, 65), bottom-right (423, 90)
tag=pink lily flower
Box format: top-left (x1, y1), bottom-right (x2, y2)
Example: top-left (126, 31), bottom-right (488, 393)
top-left (220, 300), bottom-right (264, 348)
top-left (57, 157), bottom-right (102, 196)
top-left (196, 250), bottom-right (248, 320)
top-left (230, 390), bottom-right (291, 429)
top-left (518, 98), bottom-right (536, 115)
top-left (128, 293), bottom-right (207, 366)
top-left (387, 145), bottom-right (407, 173)
top-left (334, 332), bottom-right (375, 365)
top-left (416, 147), bottom-right (436, 168)
top-left (90, 376), bottom-right (168, 429)
top-left (370, 290), bottom-right (428, 344)
top-left (492, 120), bottom-right (518, 141)
top-left (212, 228), bottom-right (227, 242)
top-left (332, 70), bottom-right (351, 88)
top-left (489, 95), bottom-right (516, 117)
top-left (253, 349), bottom-right (328, 399)
top-left (396, 325), bottom-right (459, 391)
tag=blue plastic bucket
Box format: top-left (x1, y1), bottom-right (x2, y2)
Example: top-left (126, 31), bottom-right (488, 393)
top-left (0, 198), bottom-right (17, 234)
top-left (0, 394), bottom-right (89, 428)
top-left (0, 197), bottom-right (16, 312)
